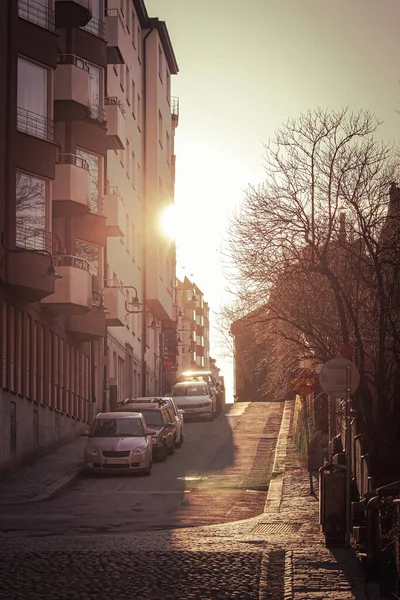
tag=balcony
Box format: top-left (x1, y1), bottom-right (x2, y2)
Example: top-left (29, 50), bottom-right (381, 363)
top-left (105, 97), bottom-right (126, 150)
top-left (72, 196), bottom-right (106, 246)
top-left (171, 96), bottom-right (179, 128)
top-left (18, 0), bottom-right (56, 32)
top-left (52, 154), bottom-right (91, 218)
top-left (103, 284), bottom-right (126, 327)
top-left (80, 16), bottom-right (106, 39)
top-left (54, 0), bottom-right (92, 29)
top-left (2, 226), bottom-right (56, 303)
top-left (41, 255), bottom-right (92, 315)
top-left (54, 55), bottom-right (92, 121)
top-left (105, 9), bottom-right (126, 64)
top-left (17, 107), bottom-right (54, 142)
top-left (104, 186), bottom-right (124, 237)
top-left (67, 296), bottom-right (107, 342)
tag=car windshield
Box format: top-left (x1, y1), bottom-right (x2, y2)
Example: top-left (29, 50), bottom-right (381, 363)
top-left (90, 418), bottom-right (144, 438)
top-left (138, 410), bottom-right (163, 427)
top-left (173, 385), bottom-right (207, 397)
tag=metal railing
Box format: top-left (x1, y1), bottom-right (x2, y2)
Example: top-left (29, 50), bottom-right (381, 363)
top-left (81, 16), bottom-right (106, 39)
top-left (104, 185), bottom-right (124, 203)
top-left (104, 96), bottom-right (126, 114)
top-left (54, 254), bottom-right (90, 271)
top-left (15, 223), bottom-right (52, 252)
top-left (57, 54), bottom-right (90, 72)
top-left (105, 8), bottom-right (125, 30)
top-left (171, 96), bottom-right (179, 118)
top-left (17, 107), bottom-right (54, 142)
top-left (18, 0), bottom-right (55, 32)
top-left (56, 153), bottom-right (89, 171)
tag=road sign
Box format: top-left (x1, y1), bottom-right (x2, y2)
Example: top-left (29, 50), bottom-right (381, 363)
top-left (288, 367), bottom-right (317, 396)
top-left (319, 357), bottom-right (360, 397)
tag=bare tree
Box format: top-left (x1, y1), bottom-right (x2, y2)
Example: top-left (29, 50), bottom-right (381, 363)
top-left (228, 108), bottom-right (400, 483)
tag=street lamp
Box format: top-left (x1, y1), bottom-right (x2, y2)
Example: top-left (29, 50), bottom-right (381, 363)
top-left (1, 232), bottom-right (62, 280)
top-left (104, 280), bottom-right (141, 307)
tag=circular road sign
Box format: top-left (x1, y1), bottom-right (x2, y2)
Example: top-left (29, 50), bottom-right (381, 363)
top-left (319, 357), bottom-right (360, 398)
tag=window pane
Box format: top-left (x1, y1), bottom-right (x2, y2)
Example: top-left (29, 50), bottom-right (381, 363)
top-left (76, 148), bottom-right (100, 213)
top-left (76, 240), bottom-right (100, 276)
top-left (18, 58), bottom-right (47, 117)
top-left (16, 171), bottom-right (47, 250)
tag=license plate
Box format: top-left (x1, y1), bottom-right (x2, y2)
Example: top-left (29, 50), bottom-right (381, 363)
top-left (105, 458), bottom-right (127, 465)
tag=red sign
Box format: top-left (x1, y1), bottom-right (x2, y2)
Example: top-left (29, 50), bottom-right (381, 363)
top-left (162, 359), bottom-right (174, 367)
top-left (288, 368), bottom-right (317, 396)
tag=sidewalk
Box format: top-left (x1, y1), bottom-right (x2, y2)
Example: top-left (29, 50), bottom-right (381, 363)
top-left (259, 400), bottom-right (384, 600)
top-left (0, 436), bottom-right (84, 505)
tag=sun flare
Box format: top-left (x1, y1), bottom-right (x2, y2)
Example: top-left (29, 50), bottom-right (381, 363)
top-left (160, 204), bottom-right (178, 239)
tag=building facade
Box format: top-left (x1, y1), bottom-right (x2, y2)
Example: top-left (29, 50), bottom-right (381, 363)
top-left (0, 0), bottom-right (179, 470)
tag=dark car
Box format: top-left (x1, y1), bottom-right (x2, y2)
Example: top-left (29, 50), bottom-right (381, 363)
top-left (117, 397), bottom-right (177, 462)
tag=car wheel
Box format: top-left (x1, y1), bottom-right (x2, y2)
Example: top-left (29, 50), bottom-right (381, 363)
top-left (169, 440), bottom-right (175, 455)
top-left (175, 431), bottom-right (183, 448)
top-left (143, 457), bottom-right (152, 476)
top-left (159, 442), bottom-right (168, 462)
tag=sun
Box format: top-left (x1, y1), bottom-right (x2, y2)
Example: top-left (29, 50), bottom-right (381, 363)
top-left (160, 204), bottom-right (177, 239)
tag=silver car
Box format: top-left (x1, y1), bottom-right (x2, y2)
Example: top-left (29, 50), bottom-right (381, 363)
top-left (83, 412), bottom-right (154, 475)
top-left (171, 381), bottom-right (217, 421)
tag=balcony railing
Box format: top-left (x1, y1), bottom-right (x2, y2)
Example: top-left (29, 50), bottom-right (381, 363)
top-left (104, 185), bottom-right (124, 202)
top-left (54, 254), bottom-right (90, 271)
top-left (56, 153), bottom-right (89, 171)
top-left (16, 223), bottom-right (52, 252)
top-left (18, 0), bottom-right (55, 32)
top-left (17, 107), bottom-right (54, 142)
top-left (104, 96), bottom-right (126, 114)
top-left (105, 8), bottom-right (125, 31)
top-left (171, 96), bottom-right (179, 118)
top-left (81, 16), bottom-right (106, 39)
top-left (57, 54), bottom-right (90, 72)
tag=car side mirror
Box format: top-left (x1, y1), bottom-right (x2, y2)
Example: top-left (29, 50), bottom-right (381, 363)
top-left (147, 430), bottom-right (156, 436)
top-left (178, 409), bottom-right (185, 415)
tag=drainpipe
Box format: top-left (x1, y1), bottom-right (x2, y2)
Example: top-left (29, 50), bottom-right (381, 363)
top-left (140, 24), bottom-right (154, 396)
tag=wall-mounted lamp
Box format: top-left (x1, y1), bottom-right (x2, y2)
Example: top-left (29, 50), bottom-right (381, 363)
top-left (104, 280), bottom-right (141, 307)
top-left (148, 319), bottom-right (160, 330)
top-left (1, 232), bottom-right (62, 280)
top-left (92, 291), bottom-right (108, 313)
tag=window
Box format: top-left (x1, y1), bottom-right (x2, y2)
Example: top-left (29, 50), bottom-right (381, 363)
top-left (18, 0), bottom-right (54, 31)
top-left (120, 64), bottom-right (125, 90)
top-left (126, 139), bottom-right (130, 177)
top-left (137, 94), bottom-right (141, 128)
top-left (131, 80), bottom-right (136, 117)
top-left (166, 70), bottom-right (171, 102)
top-left (137, 25), bottom-right (141, 61)
top-left (17, 57), bottom-right (51, 141)
top-left (16, 171), bottom-right (48, 250)
top-left (158, 45), bottom-right (163, 81)
top-left (158, 110), bottom-right (163, 147)
top-left (120, 0), bottom-right (124, 16)
top-left (131, 151), bottom-right (136, 187)
top-left (131, 10), bottom-right (136, 46)
top-left (126, 1), bottom-right (130, 31)
top-left (87, 62), bottom-right (103, 121)
top-left (166, 132), bottom-right (171, 165)
top-left (126, 66), bottom-right (130, 104)
top-left (76, 148), bottom-right (101, 213)
top-left (76, 240), bottom-right (100, 277)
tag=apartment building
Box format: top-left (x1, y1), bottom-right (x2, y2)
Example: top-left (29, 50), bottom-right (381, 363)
top-left (173, 277), bottom-right (211, 378)
top-left (103, 1), bottom-right (179, 404)
top-left (0, 0), bottom-right (179, 469)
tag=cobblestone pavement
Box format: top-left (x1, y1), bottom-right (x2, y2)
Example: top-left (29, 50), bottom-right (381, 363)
top-left (0, 401), bottom-right (385, 599)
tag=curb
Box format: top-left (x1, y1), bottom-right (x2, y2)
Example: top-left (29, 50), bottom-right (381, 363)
top-left (0, 466), bottom-right (83, 506)
top-left (263, 400), bottom-right (292, 513)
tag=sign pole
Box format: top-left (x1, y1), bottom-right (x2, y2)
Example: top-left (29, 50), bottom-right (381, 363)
top-left (345, 364), bottom-right (352, 546)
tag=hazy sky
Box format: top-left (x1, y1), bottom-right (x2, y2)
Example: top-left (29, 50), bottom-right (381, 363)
top-left (147, 0), bottom-right (400, 399)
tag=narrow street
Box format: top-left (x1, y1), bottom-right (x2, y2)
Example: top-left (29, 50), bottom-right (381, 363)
top-left (0, 403), bottom-right (283, 599)
top-left (0, 403), bottom-right (283, 538)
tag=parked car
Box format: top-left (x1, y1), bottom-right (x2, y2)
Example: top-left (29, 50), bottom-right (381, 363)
top-left (171, 381), bottom-right (217, 421)
top-left (83, 412), bottom-right (154, 475)
top-left (123, 396), bottom-right (184, 448)
top-left (117, 398), bottom-right (177, 461)
top-left (177, 370), bottom-right (222, 413)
